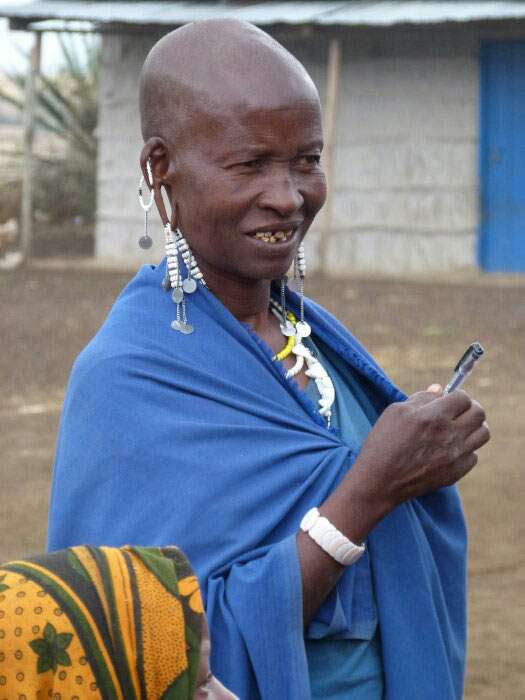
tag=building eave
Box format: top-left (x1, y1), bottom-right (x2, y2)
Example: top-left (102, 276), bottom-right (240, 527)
top-left (4, 1), bottom-right (525, 33)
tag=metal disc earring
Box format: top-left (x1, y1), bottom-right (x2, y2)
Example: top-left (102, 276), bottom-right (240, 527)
top-left (176, 229), bottom-right (206, 291)
top-left (138, 161), bottom-right (154, 249)
top-left (165, 223), bottom-right (194, 335)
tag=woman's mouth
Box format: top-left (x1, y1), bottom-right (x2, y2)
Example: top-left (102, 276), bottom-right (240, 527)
top-left (250, 229), bottom-right (294, 244)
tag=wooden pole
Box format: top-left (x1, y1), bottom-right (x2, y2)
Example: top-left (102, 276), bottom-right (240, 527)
top-left (20, 32), bottom-right (42, 260)
top-left (318, 36), bottom-right (341, 274)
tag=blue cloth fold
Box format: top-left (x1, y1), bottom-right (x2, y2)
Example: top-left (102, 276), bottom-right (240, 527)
top-left (48, 260), bottom-right (467, 699)
top-left (305, 339), bottom-right (383, 697)
top-left (304, 339), bottom-right (378, 642)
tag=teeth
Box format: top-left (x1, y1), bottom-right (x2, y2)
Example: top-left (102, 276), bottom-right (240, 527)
top-left (253, 229), bottom-right (293, 243)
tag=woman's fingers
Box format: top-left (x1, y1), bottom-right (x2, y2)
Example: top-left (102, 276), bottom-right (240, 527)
top-left (405, 388), bottom-right (445, 410)
top-left (447, 422), bottom-right (489, 487)
top-left (437, 390), bottom-right (473, 419)
top-left (454, 399), bottom-right (486, 432)
top-left (463, 421), bottom-right (491, 454)
top-left (433, 451), bottom-right (479, 489)
top-left (407, 390), bottom-right (441, 405)
top-left (360, 386), bottom-right (490, 500)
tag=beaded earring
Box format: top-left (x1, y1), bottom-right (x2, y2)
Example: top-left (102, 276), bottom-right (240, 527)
top-left (286, 242), bottom-right (311, 380)
top-left (294, 243), bottom-right (310, 338)
top-left (176, 229), bottom-right (206, 291)
top-left (163, 223), bottom-right (206, 335)
top-left (279, 276), bottom-right (295, 337)
top-left (137, 162), bottom-right (154, 250)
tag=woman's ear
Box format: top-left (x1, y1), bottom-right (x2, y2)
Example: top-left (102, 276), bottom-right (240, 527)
top-left (140, 138), bottom-right (173, 227)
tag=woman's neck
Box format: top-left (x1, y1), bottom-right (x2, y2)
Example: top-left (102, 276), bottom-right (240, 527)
top-left (202, 267), bottom-right (275, 332)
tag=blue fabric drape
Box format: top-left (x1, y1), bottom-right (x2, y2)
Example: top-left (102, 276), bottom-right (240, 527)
top-left (304, 341), bottom-right (383, 698)
top-left (48, 261), bottom-right (467, 699)
top-left (304, 339), bottom-right (378, 643)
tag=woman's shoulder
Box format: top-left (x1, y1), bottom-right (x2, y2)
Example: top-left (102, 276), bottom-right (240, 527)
top-left (69, 263), bottom-right (186, 381)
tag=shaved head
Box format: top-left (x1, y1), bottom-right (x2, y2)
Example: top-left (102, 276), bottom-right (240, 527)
top-left (138, 19), bottom-right (326, 294)
top-left (139, 19), bottom-right (320, 144)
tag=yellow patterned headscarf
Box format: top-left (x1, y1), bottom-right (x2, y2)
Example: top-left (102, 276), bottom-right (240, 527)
top-left (0, 545), bottom-right (204, 698)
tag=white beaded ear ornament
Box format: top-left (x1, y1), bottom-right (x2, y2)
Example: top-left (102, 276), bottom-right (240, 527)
top-left (163, 223), bottom-right (206, 335)
top-left (287, 243), bottom-right (312, 379)
top-left (137, 161), bottom-right (155, 250)
top-left (294, 243), bottom-right (310, 337)
top-left (279, 275), bottom-right (295, 338)
top-left (277, 240), bottom-right (308, 339)
top-left (138, 162), bottom-right (206, 334)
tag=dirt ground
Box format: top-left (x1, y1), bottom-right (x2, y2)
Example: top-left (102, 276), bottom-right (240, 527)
top-left (1, 264), bottom-right (524, 698)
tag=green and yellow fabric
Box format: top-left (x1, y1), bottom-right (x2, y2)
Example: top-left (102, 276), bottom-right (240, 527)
top-left (0, 545), bottom-right (204, 698)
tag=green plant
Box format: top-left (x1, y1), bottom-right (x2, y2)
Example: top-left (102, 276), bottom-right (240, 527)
top-left (0, 34), bottom-right (99, 226)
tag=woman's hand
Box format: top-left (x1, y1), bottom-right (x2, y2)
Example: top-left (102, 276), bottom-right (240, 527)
top-left (349, 387), bottom-right (490, 516)
top-left (298, 387), bottom-right (490, 625)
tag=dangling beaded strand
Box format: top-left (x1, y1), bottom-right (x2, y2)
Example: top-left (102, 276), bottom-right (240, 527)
top-left (164, 224), bottom-right (189, 333)
top-left (278, 276), bottom-right (295, 338)
top-left (165, 223), bottom-right (181, 295)
top-left (294, 243), bottom-right (310, 338)
top-left (161, 225), bottom-right (208, 334)
top-left (176, 230), bottom-right (206, 288)
top-left (270, 288), bottom-right (335, 427)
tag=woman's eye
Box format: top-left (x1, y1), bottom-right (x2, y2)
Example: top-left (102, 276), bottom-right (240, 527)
top-left (297, 154), bottom-right (321, 166)
top-left (240, 158), bottom-right (265, 169)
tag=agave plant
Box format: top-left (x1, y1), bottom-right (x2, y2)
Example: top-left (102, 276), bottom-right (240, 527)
top-left (0, 33), bottom-right (99, 227)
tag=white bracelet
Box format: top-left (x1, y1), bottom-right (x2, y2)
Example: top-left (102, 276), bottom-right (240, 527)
top-left (300, 507), bottom-right (365, 567)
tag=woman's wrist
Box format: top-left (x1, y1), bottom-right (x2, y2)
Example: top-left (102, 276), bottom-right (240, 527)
top-left (320, 464), bottom-right (393, 544)
top-left (296, 463), bottom-right (392, 626)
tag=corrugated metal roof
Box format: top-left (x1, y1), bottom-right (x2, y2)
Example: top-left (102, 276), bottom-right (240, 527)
top-left (326, 1), bottom-right (525, 25)
top-left (26, 18), bottom-right (96, 31)
top-left (3, 1), bottom-right (525, 30)
top-left (0, 2), bottom-right (343, 27)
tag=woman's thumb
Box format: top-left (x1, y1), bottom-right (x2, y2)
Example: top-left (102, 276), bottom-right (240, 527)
top-left (426, 383), bottom-right (443, 394)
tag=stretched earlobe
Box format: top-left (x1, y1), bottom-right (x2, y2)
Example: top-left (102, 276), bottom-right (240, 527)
top-left (140, 138), bottom-right (173, 227)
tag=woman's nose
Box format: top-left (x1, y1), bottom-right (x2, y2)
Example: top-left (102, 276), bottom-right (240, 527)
top-left (256, 167), bottom-right (304, 217)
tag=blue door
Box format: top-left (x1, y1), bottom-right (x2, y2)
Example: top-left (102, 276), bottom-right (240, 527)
top-left (480, 41), bottom-right (525, 271)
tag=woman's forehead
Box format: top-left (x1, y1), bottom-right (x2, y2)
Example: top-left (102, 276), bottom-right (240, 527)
top-left (179, 94), bottom-right (323, 157)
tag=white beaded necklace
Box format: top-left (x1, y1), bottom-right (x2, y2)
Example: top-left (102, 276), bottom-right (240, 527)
top-left (270, 299), bottom-right (335, 427)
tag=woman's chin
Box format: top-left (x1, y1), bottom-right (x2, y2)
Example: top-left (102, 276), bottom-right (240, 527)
top-left (247, 258), bottom-right (296, 283)
top-left (239, 241), bottom-right (301, 281)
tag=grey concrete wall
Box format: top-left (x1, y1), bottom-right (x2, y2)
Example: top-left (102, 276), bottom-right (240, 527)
top-left (94, 23), bottom-right (523, 273)
top-left (96, 32), bottom-right (163, 263)
top-left (325, 28), bottom-right (479, 274)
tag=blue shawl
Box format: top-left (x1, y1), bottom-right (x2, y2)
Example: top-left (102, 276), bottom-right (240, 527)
top-left (48, 261), bottom-right (467, 699)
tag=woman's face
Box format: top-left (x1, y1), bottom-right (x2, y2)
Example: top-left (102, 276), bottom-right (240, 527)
top-left (194, 616), bottom-right (238, 699)
top-left (167, 95), bottom-right (327, 285)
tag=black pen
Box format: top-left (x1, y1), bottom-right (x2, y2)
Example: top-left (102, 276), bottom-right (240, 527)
top-left (443, 343), bottom-right (485, 394)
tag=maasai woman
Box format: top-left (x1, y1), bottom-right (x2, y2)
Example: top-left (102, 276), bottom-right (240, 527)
top-left (47, 19), bottom-right (490, 699)
top-left (0, 545), bottom-right (236, 698)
